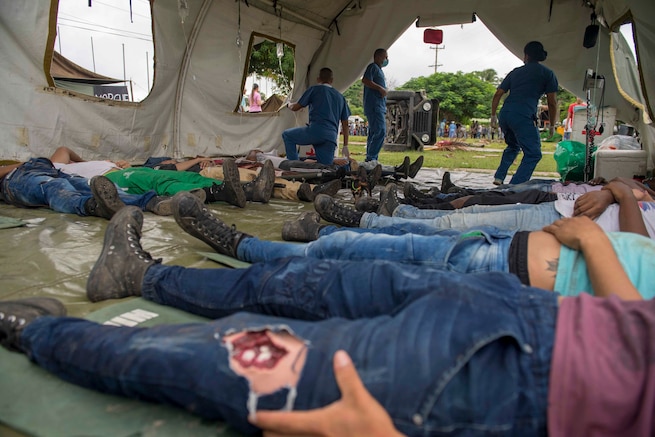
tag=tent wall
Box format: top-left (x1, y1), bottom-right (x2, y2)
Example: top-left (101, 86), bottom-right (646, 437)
top-left (0, 0), bottom-right (653, 171)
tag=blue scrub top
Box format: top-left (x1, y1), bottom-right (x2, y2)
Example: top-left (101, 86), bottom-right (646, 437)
top-left (297, 84), bottom-right (351, 142)
top-left (362, 62), bottom-right (386, 114)
top-left (498, 62), bottom-right (558, 117)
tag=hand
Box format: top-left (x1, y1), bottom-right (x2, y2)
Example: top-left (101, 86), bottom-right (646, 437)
top-left (379, 88), bottom-right (388, 98)
top-left (602, 180), bottom-right (637, 203)
top-left (342, 145), bottom-right (350, 159)
top-left (542, 216), bottom-right (605, 251)
top-left (250, 350), bottom-right (403, 437)
top-left (490, 115), bottom-right (498, 128)
top-left (587, 176), bottom-right (607, 186)
top-left (572, 190), bottom-right (614, 219)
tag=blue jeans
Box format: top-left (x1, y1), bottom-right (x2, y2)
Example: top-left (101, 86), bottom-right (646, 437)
top-left (282, 126), bottom-right (337, 166)
top-left (365, 109), bottom-right (386, 161)
top-left (21, 258), bottom-right (557, 436)
top-left (238, 227), bottom-right (515, 273)
top-left (0, 158), bottom-right (156, 215)
top-left (380, 203), bottom-right (562, 232)
top-left (494, 112), bottom-right (543, 184)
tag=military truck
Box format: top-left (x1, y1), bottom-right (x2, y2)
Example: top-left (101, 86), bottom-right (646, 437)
top-left (383, 90), bottom-right (439, 152)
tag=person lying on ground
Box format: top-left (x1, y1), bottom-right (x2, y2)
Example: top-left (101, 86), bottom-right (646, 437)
top-left (0, 157), bottom-right (171, 218)
top-left (170, 191), bottom-right (653, 298)
top-left (49, 147), bottom-right (269, 208)
top-left (141, 156), bottom-right (216, 172)
top-left (0, 205), bottom-right (649, 436)
top-left (328, 179), bottom-right (655, 238)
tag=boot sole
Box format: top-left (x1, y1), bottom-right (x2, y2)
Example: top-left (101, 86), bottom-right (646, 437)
top-left (90, 176), bottom-right (126, 219)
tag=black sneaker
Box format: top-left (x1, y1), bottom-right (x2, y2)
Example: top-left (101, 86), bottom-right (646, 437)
top-left (0, 298), bottom-right (66, 352)
top-left (355, 196), bottom-right (380, 213)
top-left (87, 176), bottom-right (126, 219)
top-left (172, 191), bottom-right (250, 258)
top-left (87, 206), bottom-right (160, 302)
top-left (377, 184), bottom-right (400, 216)
top-left (408, 156), bottom-right (424, 178)
top-left (282, 212), bottom-right (324, 242)
top-left (314, 194), bottom-right (363, 227)
top-left (243, 160), bottom-right (275, 203)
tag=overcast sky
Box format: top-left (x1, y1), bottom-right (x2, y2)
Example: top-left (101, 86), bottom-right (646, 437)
top-left (385, 21), bottom-right (523, 88)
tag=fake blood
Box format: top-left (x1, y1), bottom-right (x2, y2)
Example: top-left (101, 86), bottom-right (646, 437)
top-left (231, 330), bottom-right (288, 369)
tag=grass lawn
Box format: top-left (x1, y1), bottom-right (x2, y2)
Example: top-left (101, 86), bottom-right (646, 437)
top-left (346, 136), bottom-right (559, 176)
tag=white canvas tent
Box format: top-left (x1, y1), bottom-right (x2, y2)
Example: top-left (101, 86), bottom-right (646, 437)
top-left (0, 0), bottom-right (653, 171)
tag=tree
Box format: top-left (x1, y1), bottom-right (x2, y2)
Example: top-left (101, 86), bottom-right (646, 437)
top-left (472, 68), bottom-right (500, 86)
top-left (398, 72), bottom-right (496, 123)
top-left (343, 81), bottom-right (364, 117)
top-left (248, 40), bottom-right (295, 95)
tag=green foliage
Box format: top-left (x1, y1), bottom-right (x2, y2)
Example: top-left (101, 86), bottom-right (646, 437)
top-left (472, 68), bottom-right (501, 86)
top-left (398, 72), bottom-right (497, 123)
top-left (248, 40), bottom-right (295, 95)
top-left (343, 81), bottom-right (364, 117)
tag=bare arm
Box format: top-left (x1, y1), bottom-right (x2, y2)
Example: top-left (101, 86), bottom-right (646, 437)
top-left (340, 119), bottom-right (350, 159)
top-left (602, 181), bottom-right (650, 237)
top-left (0, 162), bottom-right (23, 179)
top-left (490, 88), bottom-right (506, 117)
top-left (546, 92), bottom-right (558, 127)
top-left (50, 146), bottom-right (85, 164)
top-left (361, 77), bottom-right (387, 97)
top-left (175, 157), bottom-right (214, 171)
top-left (542, 216), bottom-right (642, 300)
top-left (288, 102), bottom-right (304, 112)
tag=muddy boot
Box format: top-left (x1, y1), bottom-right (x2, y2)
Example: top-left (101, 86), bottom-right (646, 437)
top-left (0, 298), bottom-right (67, 352)
top-left (367, 164), bottom-right (382, 191)
top-left (282, 212), bottom-right (325, 242)
top-left (355, 196), bottom-right (380, 213)
top-left (314, 194), bottom-right (364, 227)
top-left (172, 191), bottom-right (251, 258)
top-left (377, 184), bottom-right (400, 216)
top-left (440, 171), bottom-right (457, 193)
top-left (242, 160), bottom-right (275, 203)
top-left (403, 182), bottom-right (433, 203)
top-left (87, 206), bottom-right (161, 302)
top-left (85, 175), bottom-right (126, 219)
top-left (204, 159), bottom-right (246, 207)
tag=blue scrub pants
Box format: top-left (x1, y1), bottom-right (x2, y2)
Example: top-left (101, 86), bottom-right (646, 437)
top-left (494, 112), bottom-right (543, 184)
top-left (282, 126), bottom-right (336, 166)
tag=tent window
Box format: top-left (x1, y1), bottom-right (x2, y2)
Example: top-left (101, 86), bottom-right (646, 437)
top-left (50, 0), bottom-right (154, 103)
top-left (238, 33), bottom-right (295, 113)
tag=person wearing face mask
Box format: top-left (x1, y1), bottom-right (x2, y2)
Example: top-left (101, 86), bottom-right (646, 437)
top-left (491, 41), bottom-right (558, 186)
top-left (361, 48), bottom-right (388, 163)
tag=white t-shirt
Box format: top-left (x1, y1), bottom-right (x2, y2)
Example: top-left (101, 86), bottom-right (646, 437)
top-left (554, 192), bottom-right (655, 238)
top-left (53, 161), bottom-right (119, 179)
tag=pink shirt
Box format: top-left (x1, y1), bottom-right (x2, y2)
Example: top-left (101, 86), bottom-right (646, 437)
top-left (548, 294), bottom-right (655, 435)
top-left (249, 91), bottom-right (262, 112)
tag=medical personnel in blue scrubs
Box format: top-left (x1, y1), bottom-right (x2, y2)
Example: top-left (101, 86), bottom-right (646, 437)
top-left (491, 41), bottom-right (558, 185)
top-left (283, 68), bottom-right (351, 165)
top-left (362, 48), bottom-right (388, 162)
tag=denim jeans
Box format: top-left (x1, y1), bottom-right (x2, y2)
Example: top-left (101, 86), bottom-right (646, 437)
top-left (0, 158), bottom-right (155, 215)
top-left (238, 227), bottom-right (515, 273)
top-left (282, 126), bottom-right (337, 166)
top-left (494, 112), bottom-right (543, 184)
top-left (376, 203), bottom-right (562, 232)
top-left (365, 109), bottom-right (386, 161)
top-left (21, 258), bottom-right (557, 436)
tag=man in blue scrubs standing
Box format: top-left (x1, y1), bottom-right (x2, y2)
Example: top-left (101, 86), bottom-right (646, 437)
top-left (491, 41), bottom-right (558, 185)
top-left (283, 68), bottom-right (351, 165)
top-left (362, 48), bottom-right (388, 162)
